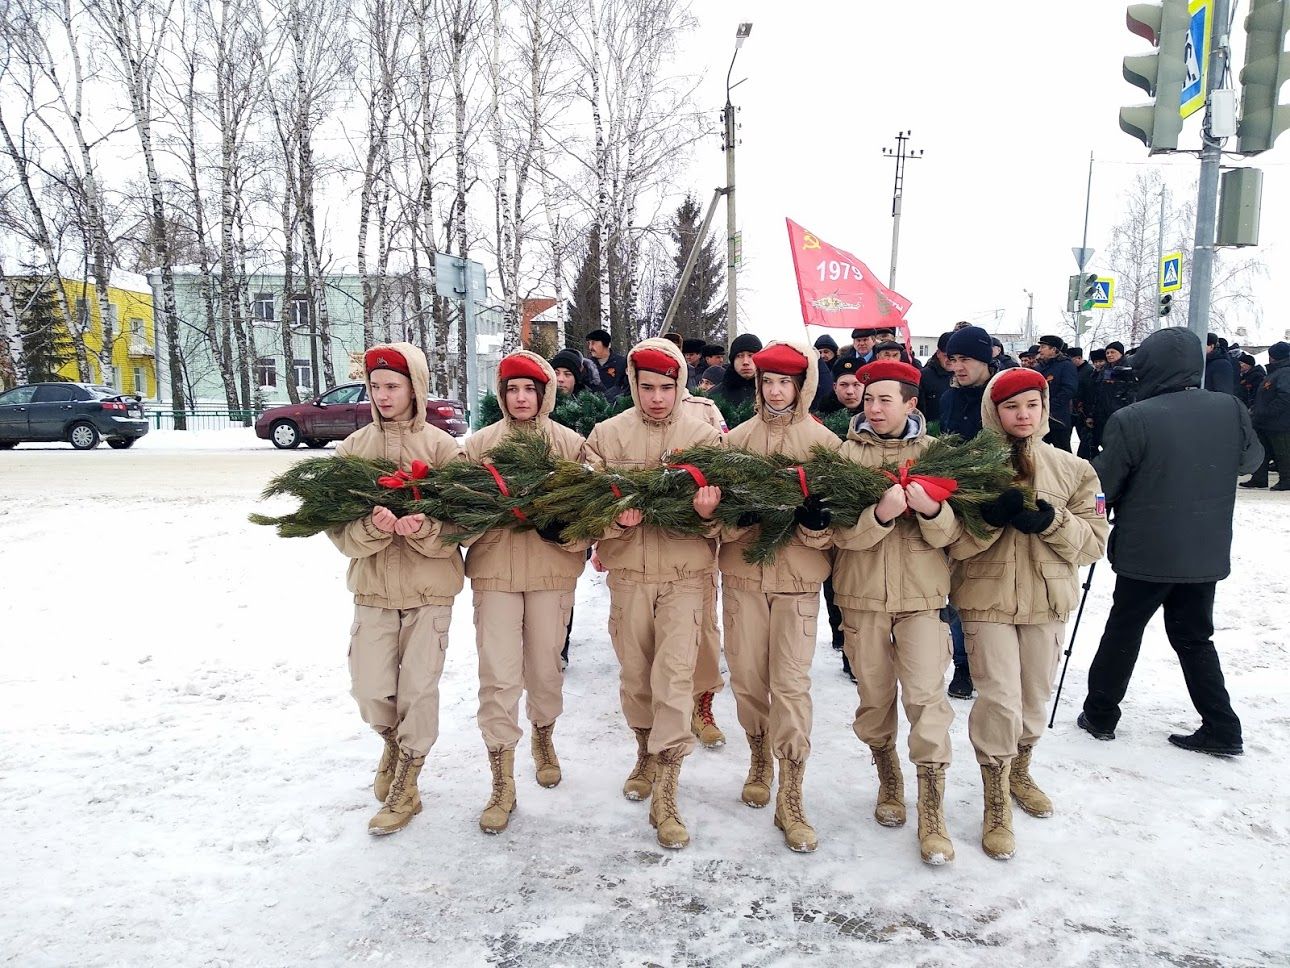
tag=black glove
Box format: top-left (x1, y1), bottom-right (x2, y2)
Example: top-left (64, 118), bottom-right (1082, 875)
top-left (536, 520), bottom-right (569, 544)
top-left (1011, 499), bottom-right (1056, 534)
top-left (736, 510), bottom-right (762, 528)
top-left (980, 487), bottom-right (1025, 528)
top-left (794, 493), bottom-right (832, 531)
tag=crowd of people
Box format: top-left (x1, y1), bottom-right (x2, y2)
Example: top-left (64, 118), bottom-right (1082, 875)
top-left (323, 318), bottom-right (1276, 867)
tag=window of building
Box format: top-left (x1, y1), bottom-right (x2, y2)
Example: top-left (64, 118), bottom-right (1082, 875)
top-left (253, 293), bottom-right (275, 322)
top-left (289, 296), bottom-right (311, 328)
top-left (255, 357), bottom-right (278, 388)
top-left (74, 297), bottom-right (87, 324)
top-left (293, 359), bottom-right (312, 390)
top-left (129, 317), bottom-right (144, 336)
top-left (111, 366), bottom-right (123, 390)
top-left (132, 367), bottom-right (148, 395)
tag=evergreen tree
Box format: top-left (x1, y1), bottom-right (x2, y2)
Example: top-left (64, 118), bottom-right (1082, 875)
top-left (14, 280), bottom-right (74, 382)
top-left (565, 228), bottom-right (634, 346)
top-left (656, 194), bottom-right (727, 343)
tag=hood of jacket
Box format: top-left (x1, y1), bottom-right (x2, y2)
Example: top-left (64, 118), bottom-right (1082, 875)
top-left (981, 368), bottom-right (1051, 443)
top-left (1133, 327), bottom-right (1203, 399)
top-left (364, 341), bottom-right (430, 431)
top-left (495, 350), bottom-right (558, 428)
top-left (625, 337), bottom-right (689, 421)
top-left (752, 339), bottom-right (820, 426)
top-left (847, 408), bottom-right (927, 446)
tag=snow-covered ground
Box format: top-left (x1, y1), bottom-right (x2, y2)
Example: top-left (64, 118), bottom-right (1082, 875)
top-left (2, 437), bottom-right (1288, 967)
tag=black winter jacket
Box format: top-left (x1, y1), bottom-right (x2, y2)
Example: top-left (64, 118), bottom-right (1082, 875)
top-left (1203, 347), bottom-right (1238, 396)
top-left (1037, 354), bottom-right (1080, 428)
top-left (918, 358), bottom-right (953, 427)
top-left (939, 382), bottom-right (987, 441)
top-left (1238, 365), bottom-right (1265, 408)
top-left (1094, 328), bottom-right (1263, 583)
top-left (1252, 359), bottom-right (1290, 433)
top-left (711, 365), bottom-right (757, 409)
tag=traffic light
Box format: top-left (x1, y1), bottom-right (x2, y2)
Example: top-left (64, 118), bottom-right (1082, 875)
top-left (1119, 1), bottom-right (1190, 153)
top-left (1160, 293), bottom-right (1173, 316)
top-left (1237, 0), bottom-right (1290, 153)
top-left (1080, 273), bottom-right (1099, 311)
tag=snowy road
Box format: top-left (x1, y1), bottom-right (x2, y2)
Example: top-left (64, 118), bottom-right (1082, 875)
top-left (2, 433), bottom-right (1288, 966)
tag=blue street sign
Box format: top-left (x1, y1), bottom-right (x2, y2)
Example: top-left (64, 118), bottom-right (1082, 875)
top-left (1181, 0), bottom-right (1211, 119)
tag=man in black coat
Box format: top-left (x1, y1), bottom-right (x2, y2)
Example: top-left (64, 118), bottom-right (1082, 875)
top-left (1243, 341), bottom-right (1290, 490)
top-left (1203, 333), bottom-right (1238, 395)
top-left (585, 329), bottom-right (629, 400)
top-left (918, 332), bottom-right (955, 427)
top-left (711, 332), bottom-right (762, 408)
top-left (1236, 353), bottom-right (1265, 409)
top-left (1079, 327), bottom-right (1263, 757)
top-left (1035, 334), bottom-right (1079, 451)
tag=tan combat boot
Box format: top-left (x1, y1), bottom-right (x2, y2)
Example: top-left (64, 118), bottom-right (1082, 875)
top-left (623, 727), bottom-right (656, 801)
top-left (1010, 744), bottom-right (1053, 818)
top-left (649, 748), bottom-right (689, 849)
top-left (531, 722), bottom-right (562, 788)
top-left (870, 743), bottom-right (907, 827)
top-left (774, 758), bottom-right (818, 853)
top-left (368, 746), bottom-right (425, 836)
top-left (691, 691), bottom-right (726, 749)
top-left (742, 733), bottom-right (774, 808)
top-left (980, 763), bottom-right (1016, 860)
top-left (915, 765), bottom-right (955, 866)
top-left (373, 726), bottom-right (399, 803)
top-left (480, 748), bottom-right (517, 834)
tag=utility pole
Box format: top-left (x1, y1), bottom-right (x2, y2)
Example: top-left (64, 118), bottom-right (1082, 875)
top-left (723, 23), bottom-right (752, 340)
top-left (1155, 184), bottom-right (1167, 330)
top-left (881, 131), bottom-right (923, 290)
top-left (1072, 152), bottom-right (1095, 342)
top-left (1188, 0), bottom-right (1231, 346)
top-left (1023, 289), bottom-right (1035, 345)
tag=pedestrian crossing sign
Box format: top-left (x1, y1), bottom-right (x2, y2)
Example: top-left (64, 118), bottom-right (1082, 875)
top-left (1160, 252), bottom-right (1183, 293)
top-left (1092, 277), bottom-right (1114, 309)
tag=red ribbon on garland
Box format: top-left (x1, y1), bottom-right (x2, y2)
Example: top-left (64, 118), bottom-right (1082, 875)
top-left (880, 458), bottom-right (959, 503)
top-left (664, 463), bottom-right (709, 488)
top-left (483, 461), bottom-right (528, 522)
top-left (792, 466), bottom-right (810, 498)
top-left (377, 459), bottom-right (431, 501)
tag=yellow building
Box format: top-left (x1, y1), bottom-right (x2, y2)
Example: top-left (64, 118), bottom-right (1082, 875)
top-left (54, 274), bottom-right (158, 398)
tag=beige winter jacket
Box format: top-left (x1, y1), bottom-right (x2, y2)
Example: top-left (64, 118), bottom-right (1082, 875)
top-left (949, 371), bottom-right (1108, 625)
top-left (681, 391), bottom-right (727, 433)
top-left (830, 411), bottom-right (961, 613)
top-left (585, 338), bottom-right (722, 582)
top-left (719, 340), bottom-right (841, 593)
top-left (463, 351), bottom-right (589, 592)
top-left (327, 342), bottom-right (465, 608)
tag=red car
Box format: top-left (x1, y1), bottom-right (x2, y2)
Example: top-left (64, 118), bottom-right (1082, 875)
top-left (254, 383), bottom-right (467, 448)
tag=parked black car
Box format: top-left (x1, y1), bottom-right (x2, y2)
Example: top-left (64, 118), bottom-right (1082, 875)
top-left (0, 383), bottom-right (149, 450)
top-left (254, 383), bottom-right (468, 448)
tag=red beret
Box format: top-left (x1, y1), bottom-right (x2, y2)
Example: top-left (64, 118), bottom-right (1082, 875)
top-left (990, 367), bottom-right (1048, 404)
top-left (858, 360), bottom-right (921, 387)
top-left (752, 344), bottom-right (809, 376)
top-left (498, 354), bottom-right (548, 384)
top-left (365, 347), bottom-right (410, 377)
top-left (630, 347), bottom-right (680, 379)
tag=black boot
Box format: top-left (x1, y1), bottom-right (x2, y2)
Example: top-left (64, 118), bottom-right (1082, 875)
top-left (948, 663), bottom-right (974, 700)
top-left (1077, 711), bottom-right (1115, 741)
top-left (1168, 727), bottom-right (1243, 757)
top-left (1239, 478), bottom-right (1268, 489)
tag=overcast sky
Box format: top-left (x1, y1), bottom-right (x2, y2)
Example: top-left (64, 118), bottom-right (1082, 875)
top-left (671, 0), bottom-right (1290, 346)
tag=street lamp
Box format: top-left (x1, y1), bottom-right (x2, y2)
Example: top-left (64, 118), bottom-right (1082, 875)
top-left (724, 22), bottom-right (751, 340)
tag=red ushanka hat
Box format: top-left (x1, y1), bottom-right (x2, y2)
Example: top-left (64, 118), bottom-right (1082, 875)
top-left (498, 354), bottom-right (548, 384)
top-left (631, 347), bottom-right (680, 379)
top-left (751, 344), bottom-right (809, 376)
top-left (858, 359), bottom-right (921, 387)
top-left (365, 347), bottom-right (410, 377)
top-left (990, 367), bottom-right (1048, 404)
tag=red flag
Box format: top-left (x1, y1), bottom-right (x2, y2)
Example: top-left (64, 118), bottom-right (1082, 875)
top-left (786, 219), bottom-right (913, 336)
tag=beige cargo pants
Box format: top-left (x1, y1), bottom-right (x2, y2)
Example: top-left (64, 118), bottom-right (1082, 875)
top-left (692, 571), bottom-right (725, 698)
top-left (963, 620), bottom-right (1065, 766)
top-left (348, 602), bottom-right (453, 756)
top-left (473, 588), bottom-right (574, 751)
top-left (607, 573), bottom-right (705, 757)
top-left (722, 587), bottom-right (818, 762)
top-left (841, 609), bottom-right (954, 766)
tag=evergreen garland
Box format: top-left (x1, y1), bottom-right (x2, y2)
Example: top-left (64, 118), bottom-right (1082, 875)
top-left (822, 407), bottom-right (853, 440)
top-left (908, 430), bottom-right (1031, 539)
top-left (551, 390), bottom-right (632, 436)
top-left (248, 455), bottom-right (409, 538)
top-left (408, 431), bottom-right (558, 543)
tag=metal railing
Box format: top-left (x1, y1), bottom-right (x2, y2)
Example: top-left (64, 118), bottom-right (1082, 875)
top-left (149, 408), bottom-right (261, 431)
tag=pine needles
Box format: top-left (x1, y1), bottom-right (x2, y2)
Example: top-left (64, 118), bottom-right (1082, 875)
top-left (248, 455), bottom-right (406, 538)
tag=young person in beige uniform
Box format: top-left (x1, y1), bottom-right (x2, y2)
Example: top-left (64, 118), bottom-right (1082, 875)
top-left (950, 367), bottom-right (1107, 860)
top-left (327, 343), bottom-right (463, 836)
top-left (585, 339), bottom-right (723, 849)
top-left (830, 360), bottom-right (961, 865)
top-left (714, 341), bottom-right (840, 852)
top-left (680, 388), bottom-right (729, 750)
top-left (462, 351), bottom-right (590, 834)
